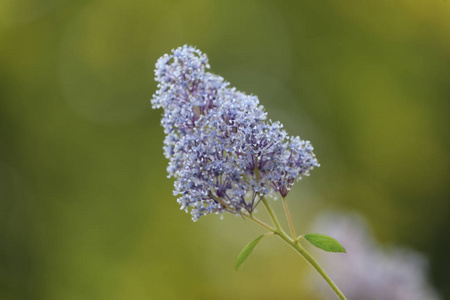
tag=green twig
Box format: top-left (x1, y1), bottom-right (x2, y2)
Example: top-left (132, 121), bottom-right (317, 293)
top-left (246, 200), bottom-right (347, 300)
top-left (282, 196), bottom-right (297, 240)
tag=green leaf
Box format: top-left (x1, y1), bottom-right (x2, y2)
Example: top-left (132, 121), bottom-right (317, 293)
top-left (304, 233), bottom-right (346, 253)
top-left (235, 235), bottom-right (265, 270)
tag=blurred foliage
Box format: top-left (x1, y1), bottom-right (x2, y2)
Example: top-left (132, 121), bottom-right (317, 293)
top-left (1, 0), bottom-right (449, 299)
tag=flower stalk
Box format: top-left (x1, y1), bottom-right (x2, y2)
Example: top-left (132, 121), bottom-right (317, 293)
top-left (282, 196), bottom-right (297, 240)
top-left (248, 200), bottom-right (347, 300)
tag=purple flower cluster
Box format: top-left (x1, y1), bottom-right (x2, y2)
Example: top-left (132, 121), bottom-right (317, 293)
top-left (152, 45), bottom-right (319, 221)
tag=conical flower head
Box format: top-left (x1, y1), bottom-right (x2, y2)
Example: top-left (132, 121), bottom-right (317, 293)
top-left (152, 45), bottom-right (319, 221)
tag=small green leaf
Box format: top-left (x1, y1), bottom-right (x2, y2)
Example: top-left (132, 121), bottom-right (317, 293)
top-left (304, 233), bottom-right (346, 253)
top-left (235, 235), bottom-right (265, 270)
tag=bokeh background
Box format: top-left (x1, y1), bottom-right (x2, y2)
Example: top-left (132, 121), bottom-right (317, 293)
top-left (1, 0), bottom-right (449, 299)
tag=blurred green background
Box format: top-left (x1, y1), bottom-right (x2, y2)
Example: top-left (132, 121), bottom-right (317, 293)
top-left (1, 0), bottom-right (449, 299)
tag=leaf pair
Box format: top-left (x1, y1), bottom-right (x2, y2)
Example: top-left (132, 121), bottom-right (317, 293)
top-left (235, 233), bottom-right (345, 270)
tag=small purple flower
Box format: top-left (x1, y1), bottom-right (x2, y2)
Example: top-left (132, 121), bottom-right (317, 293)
top-left (152, 45), bottom-right (319, 221)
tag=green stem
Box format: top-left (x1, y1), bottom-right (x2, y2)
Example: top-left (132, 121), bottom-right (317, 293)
top-left (278, 232), bottom-right (347, 300)
top-left (282, 196), bottom-right (296, 240)
top-left (249, 200), bottom-right (347, 300)
top-left (261, 198), bottom-right (283, 232)
top-left (244, 213), bottom-right (275, 232)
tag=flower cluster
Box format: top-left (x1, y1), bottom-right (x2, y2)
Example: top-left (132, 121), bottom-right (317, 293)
top-left (152, 45), bottom-right (319, 221)
top-left (310, 212), bottom-right (441, 300)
